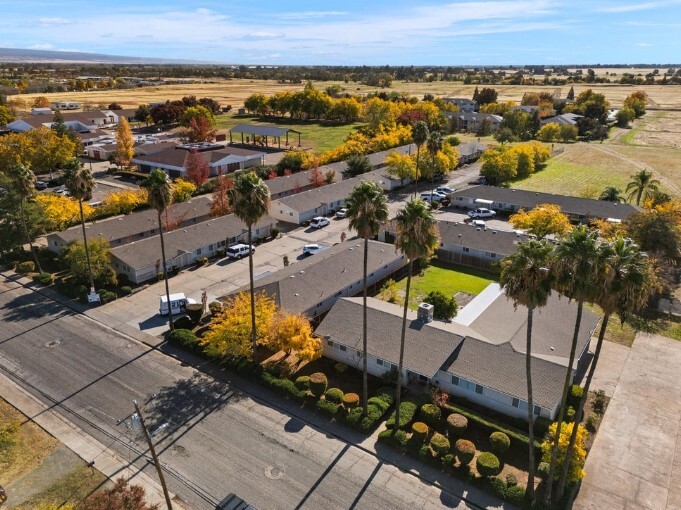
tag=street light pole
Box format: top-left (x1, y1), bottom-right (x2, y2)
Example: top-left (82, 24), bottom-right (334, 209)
top-left (133, 400), bottom-right (173, 510)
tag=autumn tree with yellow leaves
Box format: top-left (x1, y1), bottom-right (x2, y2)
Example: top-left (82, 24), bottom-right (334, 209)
top-left (541, 422), bottom-right (587, 485)
top-left (509, 204), bottom-right (573, 239)
top-left (35, 194), bottom-right (93, 231)
top-left (115, 117), bottom-right (135, 168)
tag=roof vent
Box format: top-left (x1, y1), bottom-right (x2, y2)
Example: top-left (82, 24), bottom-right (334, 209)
top-left (417, 302), bottom-right (434, 323)
top-left (476, 228), bottom-right (481, 231)
top-left (550, 346), bottom-right (555, 351)
top-left (289, 275), bottom-right (295, 279)
top-left (299, 270), bottom-right (304, 274)
top-left (492, 231), bottom-right (497, 234)
top-left (294, 293), bottom-right (299, 297)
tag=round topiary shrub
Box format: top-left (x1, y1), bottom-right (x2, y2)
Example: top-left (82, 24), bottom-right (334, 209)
top-left (447, 413), bottom-right (468, 438)
top-left (476, 452), bottom-right (501, 477)
top-left (420, 404), bottom-right (441, 426)
top-left (173, 316), bottom-right (194, 330)
top-left (295, 376), bottom-right (310, 390)
top-left (325, 387), bottom-right (344, 404)
top-left (208, 301), bottom-right (223, 316)
top-left (32, 272), bottom-right (53, 285)
top-left (505, 473), bottom-right (518, 487)
top-left (455, 439), bottom-right (476, 465)
top-left (15, 261), bottom-right (35, 274)
top-left (342, 392), bottom-right (359, 409)
top-left (505, 484), bottom-right (526, 504)
top-left (308, 372), bottom-right (328, 397)
top-left (168, 329), bottom-right (199, 349)
top-left (489, 431), bottom-right (511, 455)
top-left (411, 422), bottom-right (429, 442)
top-left (566, 405), bottom-right (576, 423)
top-left (100, 290), bottom-right (117, 304)
top-left (119, 285), bottom-right (132, 296)
top-left (429, 433), bottom-right (451, 457)
top-left (334, 362), bottom-right (348, 374)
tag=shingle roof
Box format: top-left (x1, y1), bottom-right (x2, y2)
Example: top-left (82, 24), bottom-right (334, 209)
top-left (452, 185), bottom-right (639, 220)
top-left (243, 240), bottom-right (406, 315)
top-left (540, 113), bottom-right (583, 126)
top-left (229, 124), bottom-right (301, 137)
top-left (132, 147), bottom-right (263, 169)
top-left (437, 220), bottom-right (528, 254)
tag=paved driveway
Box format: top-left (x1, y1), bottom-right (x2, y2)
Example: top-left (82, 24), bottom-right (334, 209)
top-left (574, 333), bottom-right (681, 510)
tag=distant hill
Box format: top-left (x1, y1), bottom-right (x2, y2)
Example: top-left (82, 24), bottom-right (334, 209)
top-left (0, 47), bottom-right (214, 64)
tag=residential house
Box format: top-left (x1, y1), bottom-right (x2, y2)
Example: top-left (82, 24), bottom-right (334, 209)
top-left (444, 98), bottom-right (478, 112)
top-left (317, 283), bottom-right (599, 420)
top-left (109, 214), bottom-right (276, 284)
top-left (131, 146), bottom-right (264, 178)
top-left (540, 113), bottom-right (583, 126)
top-left (450, 185), bottom-right (639, 221)
top-left (234, 240), bottom-right (407, 319)
top-left (457, 142), bottom-right (487, 164)
top-left (511, 105), bottom-right (540, 115)
top-left (451, 112), bottom-right (502, 133)
top-left (50, 101), bottom-right (81, 110)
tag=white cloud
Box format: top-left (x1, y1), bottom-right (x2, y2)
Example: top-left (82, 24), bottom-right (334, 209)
top-left (598, 0), bottom-right (681, 12)
top-left (38, 17), bottom-right (75, 25)
top-left (246, 31), bottom-right (285, 39)
top-left (637, 42), bottom-right (654, 46)
top-left (29, 43), bottom-right (54, 50)
top-left (279, 11), bottom-right (348, 20)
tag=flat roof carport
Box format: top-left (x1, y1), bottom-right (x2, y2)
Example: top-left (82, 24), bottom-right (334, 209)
top-left (229, 124), bottom-right (301, 149)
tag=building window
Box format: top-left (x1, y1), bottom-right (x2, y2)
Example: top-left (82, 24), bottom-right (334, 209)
top-left (339, 345), bottom-right (347, 352)
top-left (356, 350), bottom-right (362, 357)
top-left (376, 358), bottom-right (384, 366)
top-left (327, 340), bottom-right (334, 347)
top-left (490, 253), bottom-right (496, 258)
top-left (370, 272), bottom-right (374, 277)
top-left (512, 397), bottom-right (520, 408)
top-left (463, 247), bottom-right (470, 253)
top-left (534, 405), bottom-right (541, 416)
top-left (475, 384), bottom-right (484, 395)
top-left (336, 291), bottom-right (342, 296)
top-left (451, 375), bottom-right (459, 386)
top-left (196, 248), bottom-right (202, 255)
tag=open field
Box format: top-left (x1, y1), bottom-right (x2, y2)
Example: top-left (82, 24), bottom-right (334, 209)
top-left (17, 78), bottom-right (681, 109)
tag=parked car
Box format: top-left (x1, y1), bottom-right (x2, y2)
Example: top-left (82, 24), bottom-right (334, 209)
top-left (468, 208), bottom-right (496, 219)
top-left (159, 293), bottom-right (197, 316)
top-left (226, 244), bottom-right (255, 260)
top-left (436, 186), bottom-right (456, 195)
top-left (35, 181), bottom-right (48, 190)
top-left (472, 176), bottom-right (488, 185)
top-left (335, 208), bottom-right (348, 219)
top-left (472, 219), bottom-right (486, 227)
top-left (54, 188), bottom-right (71, 197)
top-left (302, 244), bottom-right (323, 256)
top-left (420, 192), bottom-right (447, 202)
top-left (310, 216), bottom-right (330, 229)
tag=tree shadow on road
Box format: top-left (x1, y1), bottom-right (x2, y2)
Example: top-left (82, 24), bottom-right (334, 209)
top-left (0, 290), bottom-right (72, 323)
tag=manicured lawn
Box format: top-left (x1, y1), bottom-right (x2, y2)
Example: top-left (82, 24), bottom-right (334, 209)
top-left (214, 114), bottom-right (364, 152)
top-left (395, 262), bottom-right (497, 309)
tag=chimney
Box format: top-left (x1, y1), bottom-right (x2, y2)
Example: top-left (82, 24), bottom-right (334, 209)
top-left (417, 302), bottom-right (434, 323)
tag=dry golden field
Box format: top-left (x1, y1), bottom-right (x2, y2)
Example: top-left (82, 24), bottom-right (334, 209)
top-left (18, 78), bottom-right (681, 109)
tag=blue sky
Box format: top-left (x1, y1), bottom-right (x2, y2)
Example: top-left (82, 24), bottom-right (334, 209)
top-left (1, 0), bottom-right (680, 64)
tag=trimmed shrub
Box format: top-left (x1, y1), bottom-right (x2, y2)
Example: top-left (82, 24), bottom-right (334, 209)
top-left (195, 257), bottom-right (208, 266)
top-left (343, 401), bottom-right (385, 432)
top-left (32, 272), bottom-right (53, 285)
top-left (316, 399), bottom-right (339, 417)
top-left (295, 376), bottom-right (310, 390)
top-left (454, 439), bottom-right (476, 465)
top-left (374, 387), bottom-right (395, 407)
top-left (15, 261), bottom-right (35, 274)
top-left (380, 368), bottom-right (399, 386)
top-left (385, 401), bottom-right (418, 429)
top-left (566, 405), bottom-right (576, 423)
top-left (420, 404), bottom-right (441, 426)
top-left (593, 389), bottom-right (607, 414)
top-left (418, 443), bottom-right (431, 461)
top-left (569, 384), bottom-right (584, 408)
top-left (342, 393), bottom-right (359, 409)
top-left (333, 362), bottom-right (348, 374)
top-left (489, 477), bottom-right (507, 499)
top-left (168, 329), bottom-right (199, 350)
top-left (447, 413), bottom-right (468, 438)
top-left (505, 473), bottom-right (518, 487)
top-left (173, 316), bottom-right (194, 330)
top-left (411, 422), bottom-right (429, 442)
top-left (367, 396), bottom-right (390, 413)
top-left (186, 303), bottom-right (204, 325)
top-left (119, 285), bottom-right (132, 296)
top-left (504, 484), bottom-right (526, 504)
top-left (586, 412), bottom-right (599, 431)
top-left (394, 429), bottom-right (409, 448)
top-left (429, 433), bottom-right (450, 457)
top-left (442, 453), bottom-right (456, 473)
top-left (325, 388), bottom-right (344, 404)
top-left (489, 432), bottom-right (511, 455)
top-left (100, 290), bottom-right (117, 304)
top-left (270, 227), bottom-right (280, 239)
top-left (308, 372), bottom-right (328, 397)
top-left (216, 248), bottom-right (226, 258)
top-left (208, 301), bottom-right (223, 316)
top-left (537, 461), bottom-right (550, 479)
top-left (476, 452), bottom-right (501, 477)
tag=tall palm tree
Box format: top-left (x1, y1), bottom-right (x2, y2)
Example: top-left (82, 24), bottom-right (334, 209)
top-left (346, 181), bottom-right (389, 415)
top-left (63, 158), bottom-right (95, 291)
top-left (10, 164), bottom-right (42, 273)
top-left (142, 169), bottom-right (175, 331)
top-left (544, 226), bottom-right (602, 506)
top-left (411, 121), bottom-right (429, 197)
top-left (499, 239), bottom-right (554, 504)
top-left (393, 199), bottom-right (440, 433)
top-left (599, 186), bottom-right (625, 203)
top-left (555, 237), bottom-right (657, 500)
top-left (228, 171), bottom-right (270, 363)
top-left (426, 131), bottom-right (444, 195)
top-left (626, 168), bottom-right (660, 205)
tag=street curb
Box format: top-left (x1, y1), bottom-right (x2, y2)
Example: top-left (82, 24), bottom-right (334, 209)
top-left (0, 373), bottom-right (180, 508)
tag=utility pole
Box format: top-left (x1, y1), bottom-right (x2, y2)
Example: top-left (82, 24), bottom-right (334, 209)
top-left (133, 400), bottom-right (173, 510)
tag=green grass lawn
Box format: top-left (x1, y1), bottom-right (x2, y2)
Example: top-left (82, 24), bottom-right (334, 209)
top-left (395, 262), bottom-right (497, 309)
top-left (214, 114), bottom-right (364, 152)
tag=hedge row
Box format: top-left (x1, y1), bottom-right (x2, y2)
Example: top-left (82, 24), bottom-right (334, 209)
top-left (385, 401), bottom-right (419, 429)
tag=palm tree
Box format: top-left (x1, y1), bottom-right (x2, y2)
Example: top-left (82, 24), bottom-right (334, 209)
top-left (346, 181), bottom-right (389, 415)
top-left (499, 239), bottom-right (554, 504)
top-left (555, 237), bottom-right (657, 500)
top-left (10, 164), bottom-right (42, 273)
top-left (142, 169), bottom-right (175, 331)
top-left (63, 158), bottom-right (95, 291)
top-left (426, 131), bottom-right (444, 195)
top-left (544, 226), bottom-right (602, 506)
top-left (412, 121), bottom-right (429, 197)
top-left (228, 171), bottom-right (270, 363)
top-left (599, 186), bottom-right (625, 203)
top-left (393, 199), bottom-right (440, 433)
top-left (626, 169), bottom-right (660, 205)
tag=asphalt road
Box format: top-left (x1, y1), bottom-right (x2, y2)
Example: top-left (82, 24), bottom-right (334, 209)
top-left (0, 278), bottom-right (481, 510)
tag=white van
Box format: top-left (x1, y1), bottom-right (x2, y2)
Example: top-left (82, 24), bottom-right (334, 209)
top-left (159, 293), bottom-right (197, 316)
top-left (226, 244), bottom-right (255, 260)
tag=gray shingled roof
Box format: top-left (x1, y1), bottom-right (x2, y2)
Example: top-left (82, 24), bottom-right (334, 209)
top-left (437, 220), bottom-right (528, 255)
top-left (229, 124), bottom-right (301, 137)
top-left (132, 147), bottom-right (262, 169)
top-left (452, 185), bottom-right (639, 220)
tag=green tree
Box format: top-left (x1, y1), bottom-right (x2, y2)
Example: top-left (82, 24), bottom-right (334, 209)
top-left (393, 199), bottom-right (440, 434)
top-left (181, 105), bottom-right (215, 127)
top-left (544, 226), bottom-right (602, 507)
top-left (494, 127), bottom-right (517, 145)
top-left (599, 186), bottom-right (625, 203)
top-left (0, 105), bottom-right (14, 124)
top-left (63, 158), bottom-right (96, 291)
top-left (623, 91), bottom-right (646, 117)
top-left (244, 93), bottom-right (268, 115)
top-left (477, 88), bottom-right (498, 105)
top-left (626, 168), bottom-right (660, 205)
top-left (615, 107), bottom-right (635, 128)
top-left (63, 238), bottom-right (116, 288)
top-left (424, 290), bottom-right (458, 320)
top-left (566, 86), bottom-right (575, 101)
top-left (142, 169), bottom-right (175, 330)
top-left (346, 154), bottom-right (372, 177)
top-left (411, 121), bottom-right (429, 197)
top-left (555, 237), bottom-right (657, 500)
top-left (9, 164), bottom-right (43, 272)
top-left (558, 123), bottom-right (578, 142)
top-left (134, 104), bottom-right (152, 126)
top-left (346, 181), bottom-right (389, 415)
top-left (537, 122), bottom-right (560, 142)
top-left (228, 172), bottom-right (271, 362)
top-left (499, 239), bottom-right (554, 504)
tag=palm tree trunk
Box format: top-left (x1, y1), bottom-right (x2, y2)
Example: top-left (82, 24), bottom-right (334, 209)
top-left (413, 147), bottom-right (420, 198)
top-left (556, 313), bottom-right (610, 500)
top-left (248, 225), bottom-right (257, 364)
top-left (545, 300), bottom-right (583, 506)
top-left (362, 236), bottom-right (369, 416)
top-left (525, 306), bottom-right (536, 503)
top-left (19, 198), bottom-right (42, 273)
top-left (393, 259), bottom-right (413, 434)
top-left (158, 210), bottom-right (174, 332)
top-left (79, 199), bottom-right (95, 292)
top-left (637, 188), bottom-right (643, 206)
